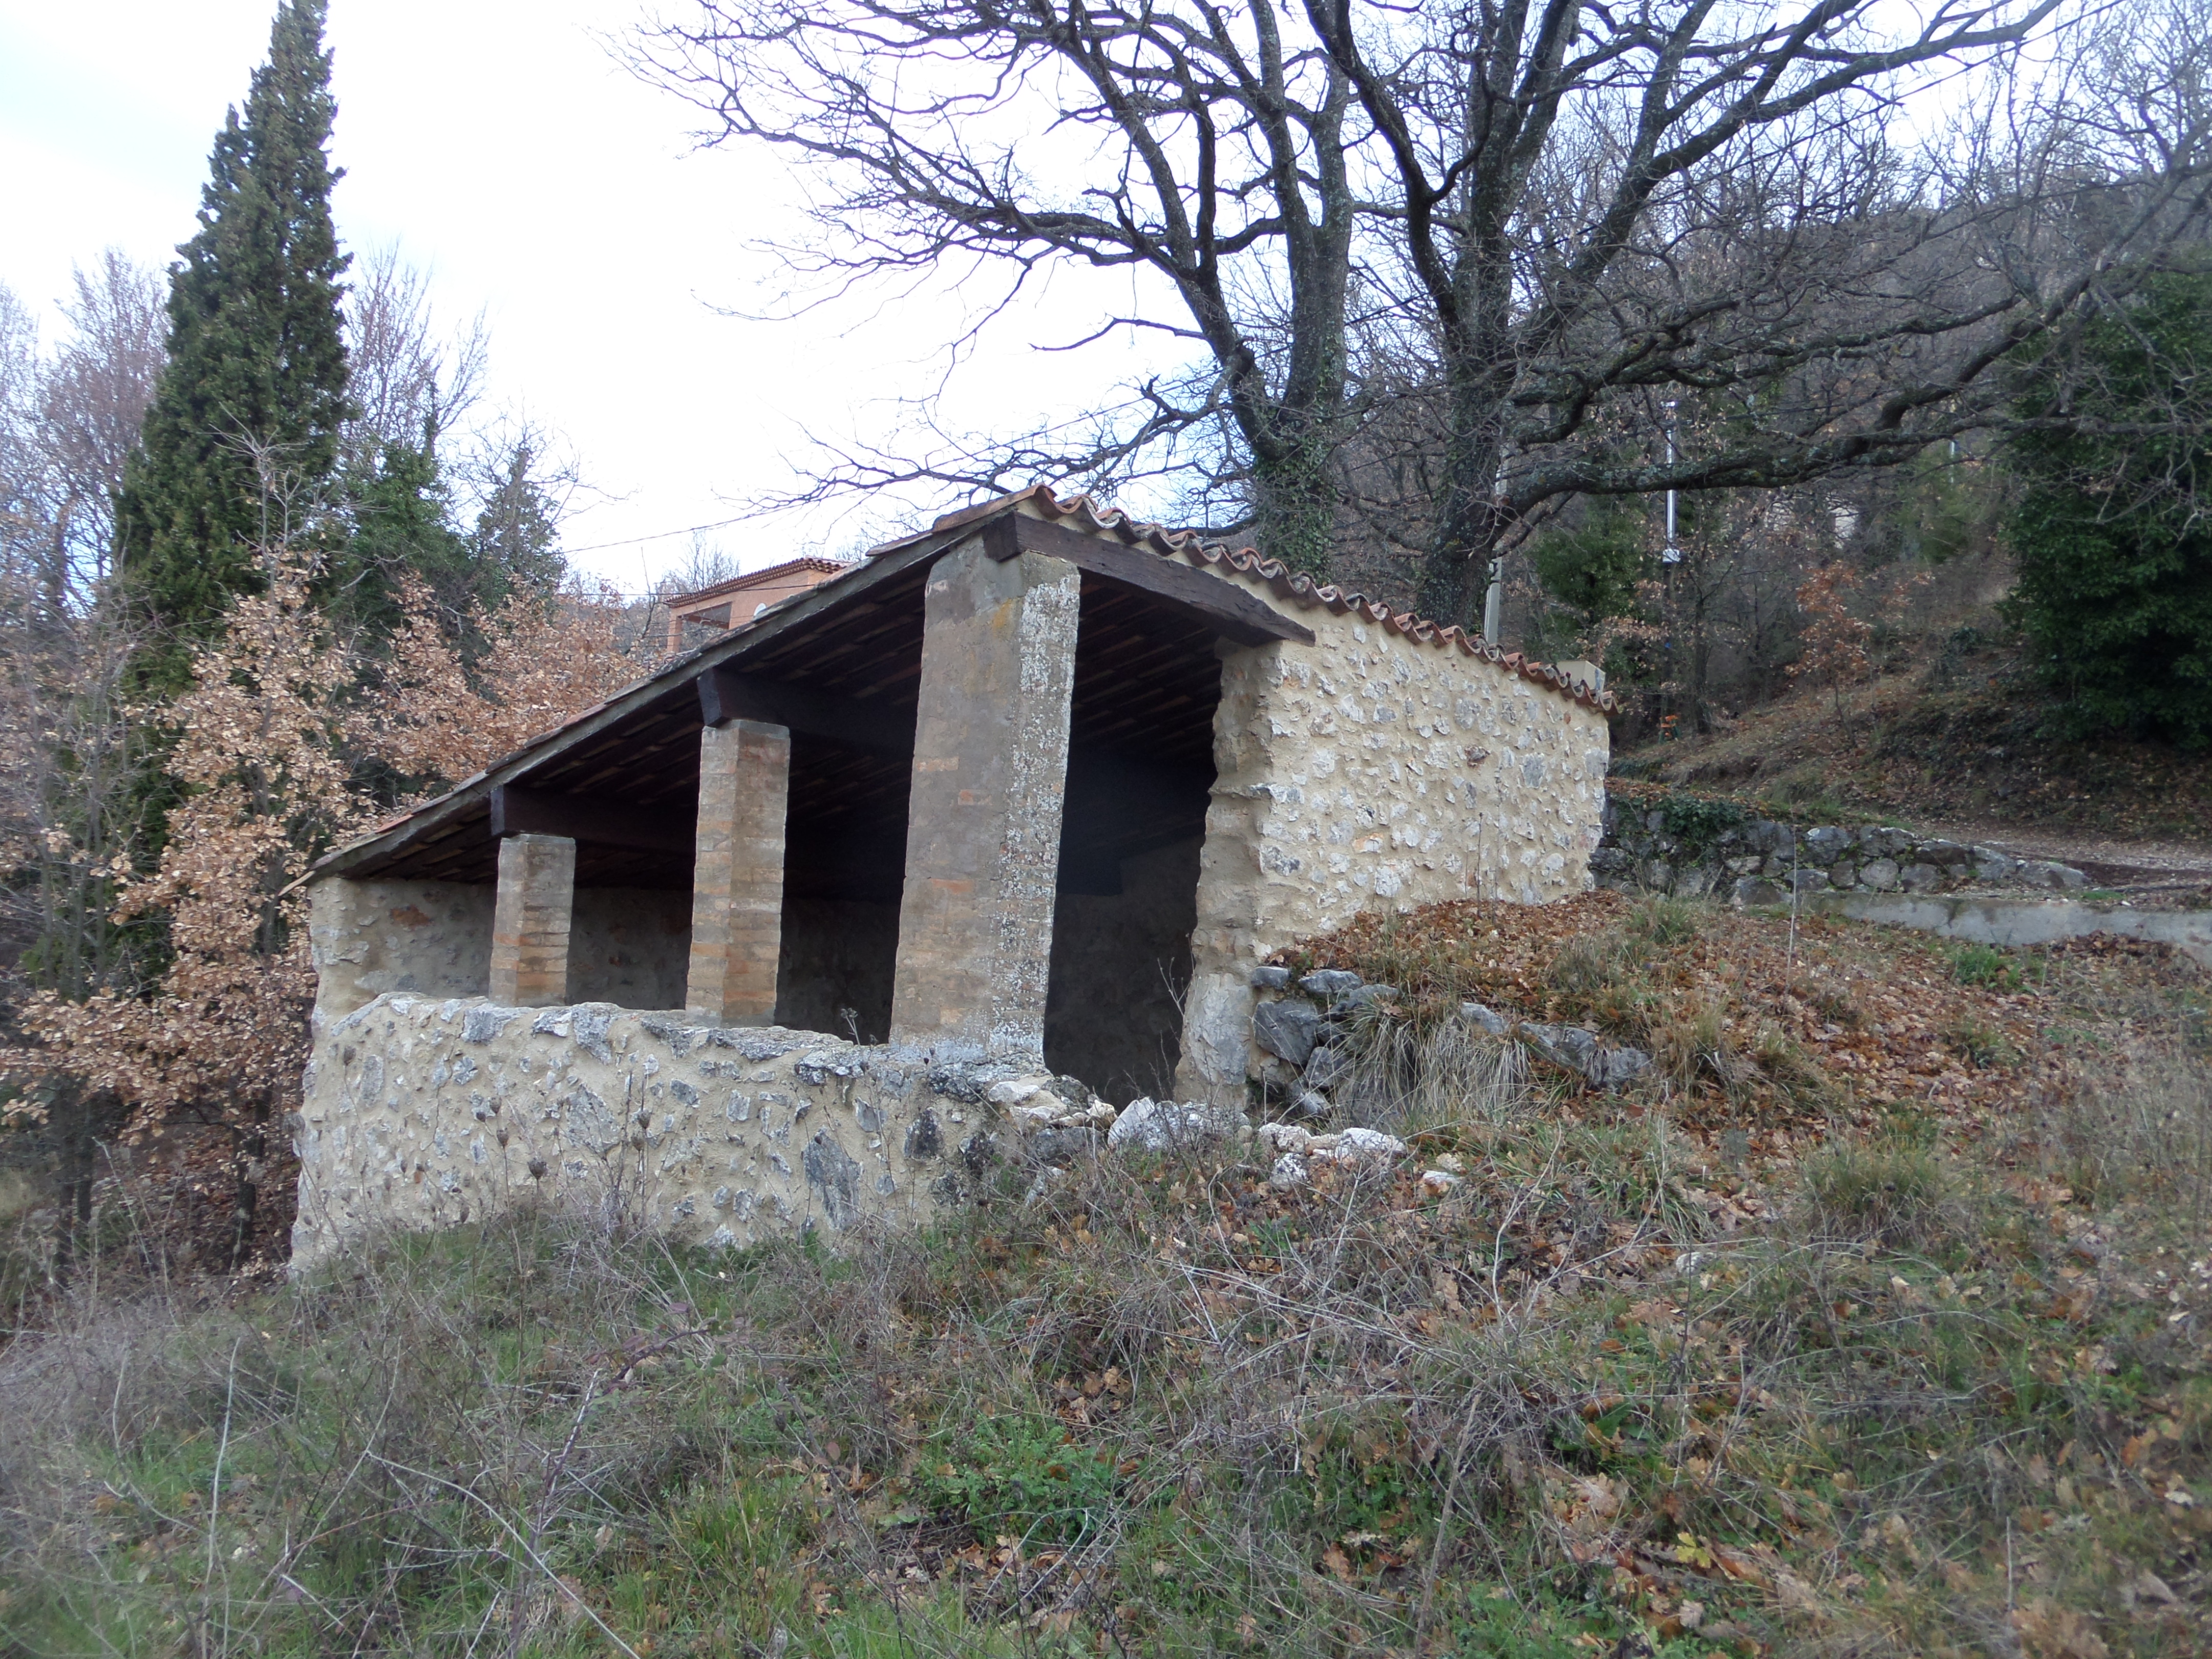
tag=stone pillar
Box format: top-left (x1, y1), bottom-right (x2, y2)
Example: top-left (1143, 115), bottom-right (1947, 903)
top-left (889, 535), bottom-right (1080, 1062)
top-left (1173, 641), bottom-right (1272, 1104)
top-left (490, 833), bottom-right (575, 1007)
top-left (685, 717), bottom-right (791, 1025)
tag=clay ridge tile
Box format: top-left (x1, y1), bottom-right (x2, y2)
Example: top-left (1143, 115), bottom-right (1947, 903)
top-left (993, 483), bottom-right (1615, 713)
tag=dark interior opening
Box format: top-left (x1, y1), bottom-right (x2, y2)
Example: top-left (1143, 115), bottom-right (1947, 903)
top-left (750, 564), bottom-right (929, 1041)
top-left (1043, 573), bottom-right (1223, 1100)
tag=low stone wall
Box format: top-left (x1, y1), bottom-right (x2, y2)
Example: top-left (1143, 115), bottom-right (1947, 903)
top-left (291, 994), bottom-right (1003, 1269)
top-left (290, 988), bottom-right (1446, 1268)
top-left (307, 878), bottom-right (692, 1017)
top-left (1813, 891), bottom-right (2212, 968)
top-left (1592, 793), bottom-right (2088, 905)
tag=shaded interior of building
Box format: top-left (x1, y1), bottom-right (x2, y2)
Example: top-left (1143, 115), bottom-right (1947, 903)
top-left (334, 561), bottom-right (1222, 1101)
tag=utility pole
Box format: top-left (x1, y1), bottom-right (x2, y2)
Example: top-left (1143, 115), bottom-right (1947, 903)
top-left (1663, 400), bottom-right (1682, 566)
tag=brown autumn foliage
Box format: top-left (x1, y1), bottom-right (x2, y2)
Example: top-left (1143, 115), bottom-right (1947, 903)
top-left (0, 545), bottom-right (643, 1268)
top-left (367, 570), bottom-right (643, 788)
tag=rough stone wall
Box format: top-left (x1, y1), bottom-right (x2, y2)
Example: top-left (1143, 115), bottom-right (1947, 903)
top-left (1176, 620), bottom-right (1610, 1101)
top-left (292, 994), bottom-right (1002, 1269)
top-left (1044, 837), bottom-right (1202, 1101)
top-left (310, 878), bottom-right (497, 1017)
top-left (1592, 795), bottom-right (2091, 903)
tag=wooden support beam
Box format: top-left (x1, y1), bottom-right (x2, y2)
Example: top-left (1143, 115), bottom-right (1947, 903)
top-left (490, 784), bottom-right (691, 856)
top-left (696, 665), bottom-right (914, 752)
top-left (980, 513), bottom-right (1314, 646)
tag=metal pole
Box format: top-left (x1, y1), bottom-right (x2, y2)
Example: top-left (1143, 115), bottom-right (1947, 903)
top-left (1663, 400), bottom-right (1681, 565)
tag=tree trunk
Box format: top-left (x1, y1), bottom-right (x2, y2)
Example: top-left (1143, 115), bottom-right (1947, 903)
top-left (1248, 411), bottom-right (1340, 578)
top-left (227, 1097), bottom-right (270, 1272)
top-left (49, 1083), bottom-right (100, 1285)
top-left (1418, 225), bottom-right (1518, 631)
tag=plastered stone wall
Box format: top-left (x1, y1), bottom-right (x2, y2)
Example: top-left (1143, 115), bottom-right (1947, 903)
top-left (310, 878), bottom-right (497, 1016)
top-left (1175, 619), bottom-right (1609, 1101)
top-left (309, 877), bottom-right (690, 1020)
top-left (291, 993), bottom-right (1004, 1269)
top-left (571, 889), bottom-right (690, 1009)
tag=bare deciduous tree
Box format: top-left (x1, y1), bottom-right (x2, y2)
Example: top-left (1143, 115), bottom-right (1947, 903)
top-left (639, 0), bottom-right (2210, 632)
top-left (343, 242), bottom-right (488, 464)
top-left (1303, 0), bottom-right (2212, 624)
top-left (633, 0), bottom-right (1360, 573)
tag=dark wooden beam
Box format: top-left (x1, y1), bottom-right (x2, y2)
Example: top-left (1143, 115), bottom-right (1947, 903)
top-left (697, 666), bottom-right (916, 753)
top-left (980, 513), bottom-right (1314, 646)
top-left (490, 784), bottom-right (692, 856)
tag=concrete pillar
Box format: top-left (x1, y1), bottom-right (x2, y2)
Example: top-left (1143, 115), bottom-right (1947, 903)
top-left (490, 833), bottom-right (576, 1006)
top-left (889, 535), bottom-right (1080, 1062)
top-left (685, 717), bottom-right (791, 1025)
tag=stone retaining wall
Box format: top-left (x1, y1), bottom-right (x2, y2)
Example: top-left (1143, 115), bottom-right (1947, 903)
top-left (292, 995), bottom-right (998, 1269)
top-left (1592, 793), bottom-right (2088, 905)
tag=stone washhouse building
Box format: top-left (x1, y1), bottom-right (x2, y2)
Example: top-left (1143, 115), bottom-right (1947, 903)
top-left (293, 488), bottom-right (1613, 1264)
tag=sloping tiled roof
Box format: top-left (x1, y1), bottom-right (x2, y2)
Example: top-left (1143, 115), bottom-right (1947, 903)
top-left (303, 486), bottom-right (1612, 885)
top-left (669, 555), bottom-right (853, 610)
top-left (873, 484), bottom-right (1615, 713)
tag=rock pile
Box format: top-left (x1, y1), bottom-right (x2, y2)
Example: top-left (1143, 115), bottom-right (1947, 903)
top-left (1594, 794), bottom-right (2088, 905)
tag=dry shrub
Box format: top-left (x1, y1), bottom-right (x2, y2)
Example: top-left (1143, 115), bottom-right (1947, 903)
top-left (1328, 1014), bottom-right (1534, 1136)
top-left (1794, 1137), bottom-right (1960, 1253)
top-left (2035, 1045), bottom-right (2212, 1226)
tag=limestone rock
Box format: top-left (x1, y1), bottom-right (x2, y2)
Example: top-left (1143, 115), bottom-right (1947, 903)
top-left (1106, 1098), bottom-right (1248, 1153)
top-left (986, 1075), bottom-right (1113, 1130)
top-left (1802, 825), bottom-right (1854, 864)
top-left (1307, 1126), bottom-right (1409, 1165)
top-left (1299, 969), bottom-right (1365, 998)
top-left (1269, 1152), bottom-right (1310, 1188)
top-left (1254, 1121), bottom-right (1313, 1158)
top-left (1252, 998), bottom-right (1324, 1066)
top-left (1459, 1001), bottom-right (1512, 1036)
top-left (1250, 965), bottom-right (1293, 991)
top-left (1420, 1168), bottom-right (1463, 1195)
top-left (1521, 1019), bottom-right (1650, 1089)
top-left (1587, 1045), bottom-right (1653, 1089)
top-left (1521, 1021), bottom-right (1599, 1074)
top-left (1304, 1042), bottom-right (1354, 1089)
top-left (1858, 858), bottom-right (1900, 891)
top-left (1336, 984), bottom-right (1400, 1012)
top-left (2020, 860), bottom-right (2089, 891)
top-left (1898, 862), bottom-right (1943, 894)
top-left (1284, 1089), bottom-right (1333, 1121)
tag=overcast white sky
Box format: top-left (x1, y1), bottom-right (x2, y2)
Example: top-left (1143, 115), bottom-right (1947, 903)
top-left (0, 1), bottom-right (1182, 589)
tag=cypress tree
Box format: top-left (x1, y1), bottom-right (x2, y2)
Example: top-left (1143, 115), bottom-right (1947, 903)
top-left (2005, 267), bottom-right (2212, 749)
top-left (115, 0), bottom-right (350, 692)
top-left (335, 425), bottom-right (472, 641)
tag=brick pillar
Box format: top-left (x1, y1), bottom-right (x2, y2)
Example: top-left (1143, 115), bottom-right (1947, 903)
top-left (489, 833), bottom-right (575, 1007)
top-left (685, 717), bottom-right (791, 1025)
top-left (889, 535), bottom-right (1080, 1062)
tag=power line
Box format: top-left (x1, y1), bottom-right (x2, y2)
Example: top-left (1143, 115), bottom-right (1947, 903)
top-left (559, 512), bottom-right (755, 557)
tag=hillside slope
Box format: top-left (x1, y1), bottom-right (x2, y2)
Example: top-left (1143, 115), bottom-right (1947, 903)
top-left (5, 896), bottom-right (2207, 1658)
top-left (1625, 632), bottom-right (2212, 852)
